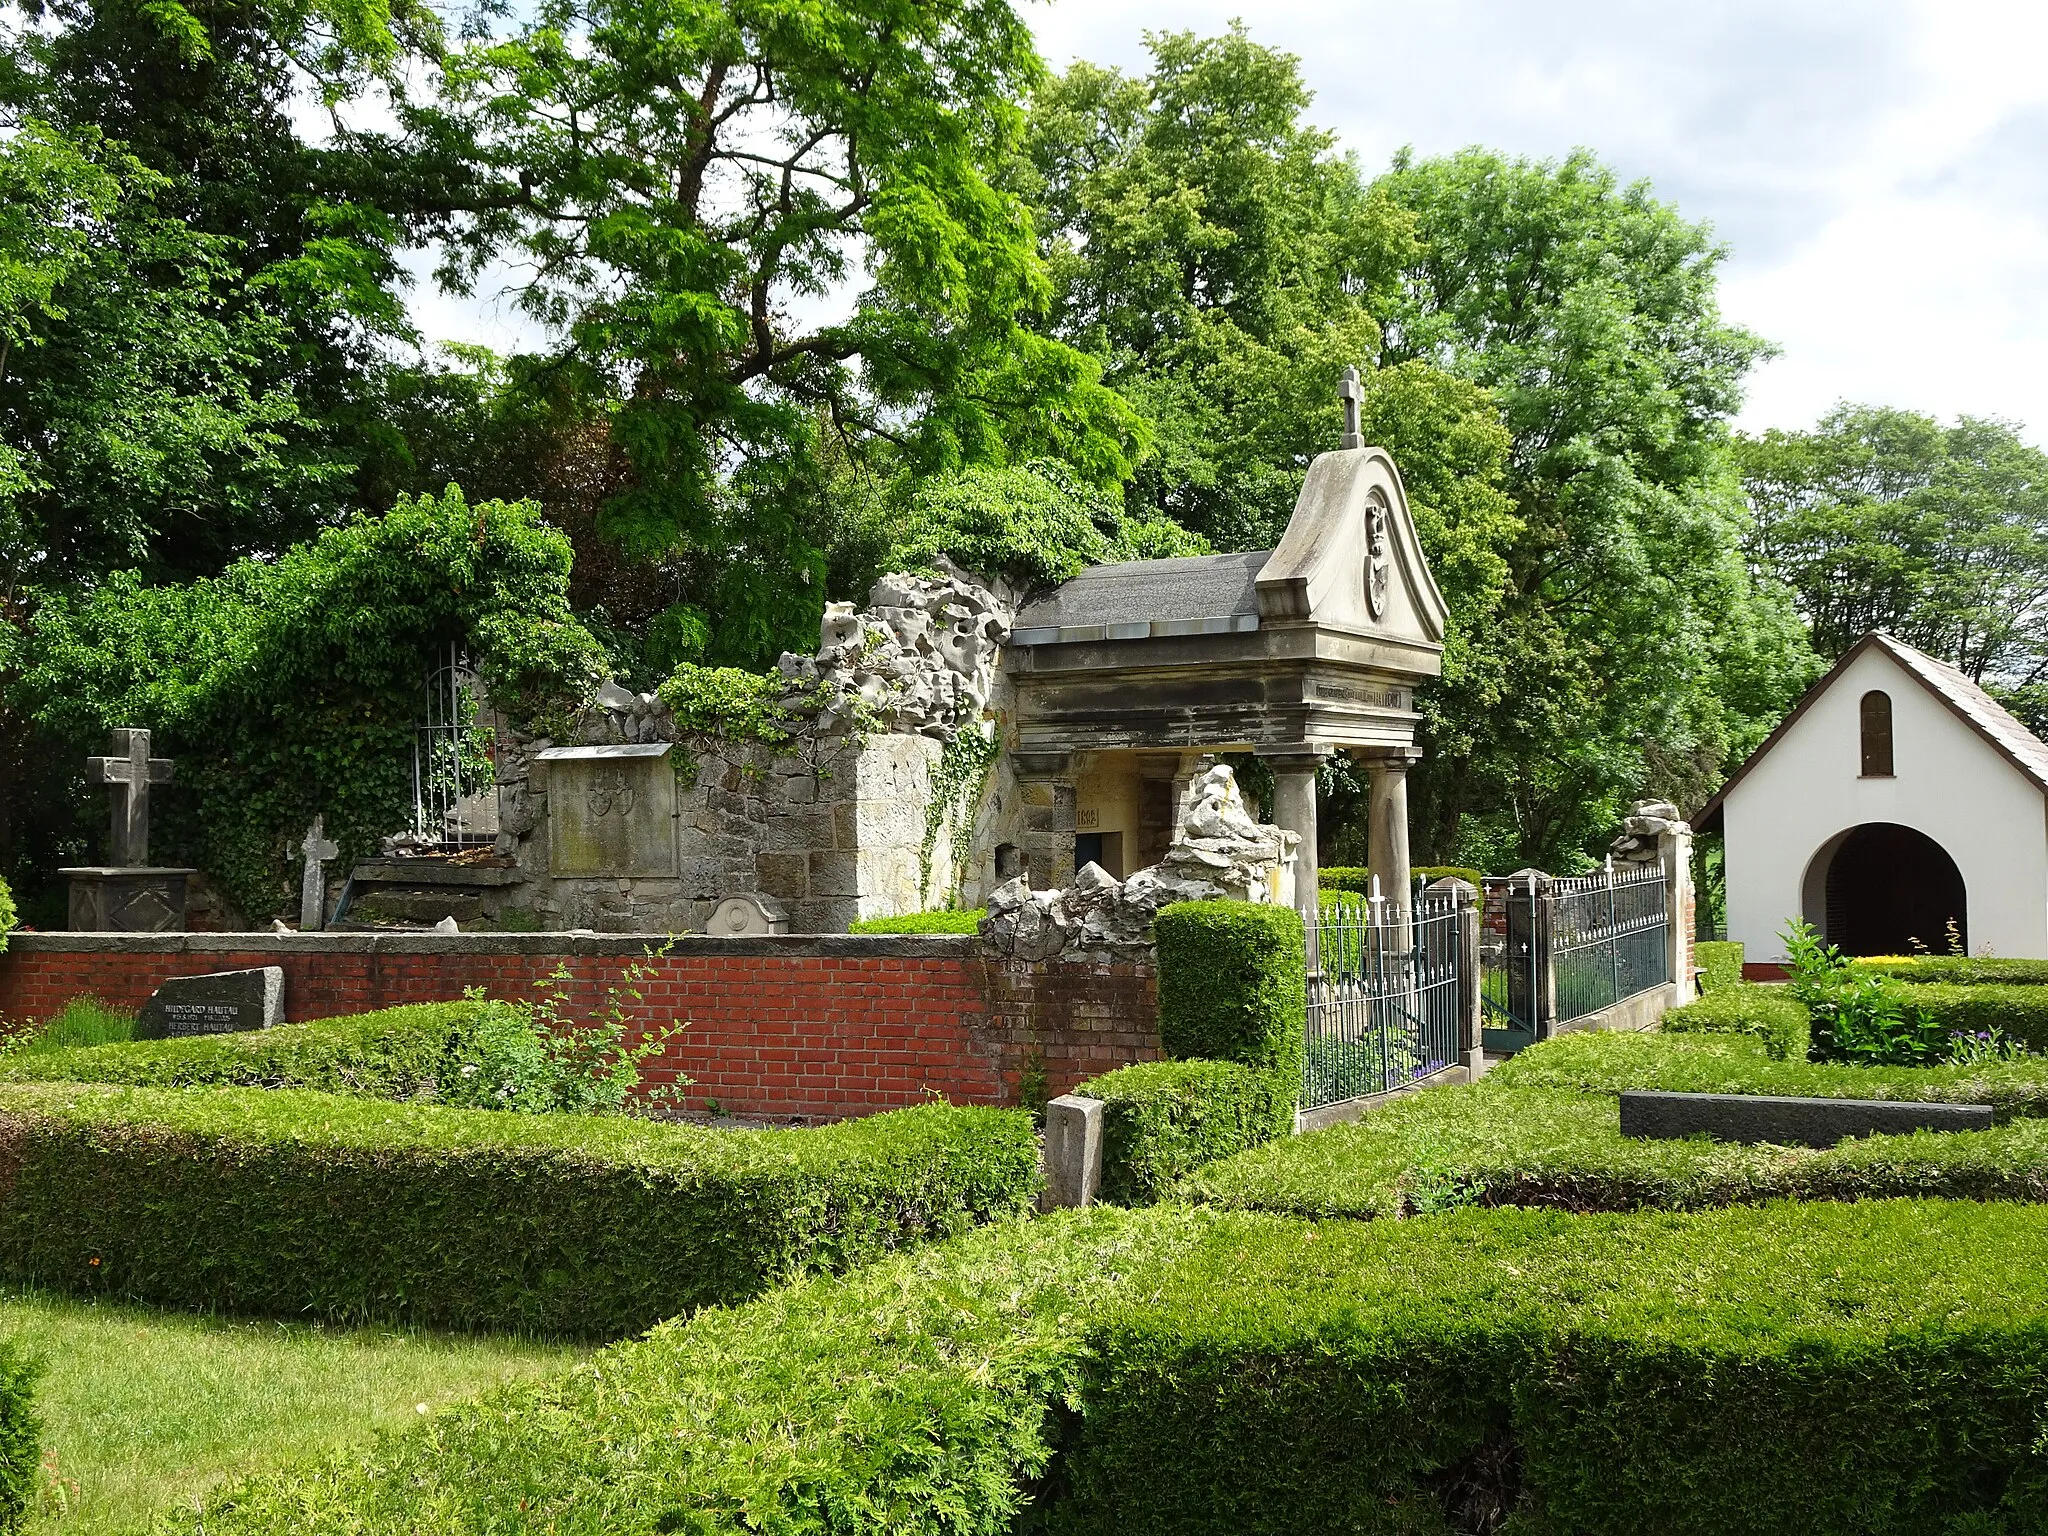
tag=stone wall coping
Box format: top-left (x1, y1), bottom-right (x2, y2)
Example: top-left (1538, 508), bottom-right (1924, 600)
top-left (5, 930), bottom-right (992, 960)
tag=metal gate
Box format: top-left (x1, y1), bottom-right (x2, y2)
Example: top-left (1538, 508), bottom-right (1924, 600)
top-left (412, 643), bottom-right (500, 848)
top-left (1482, 861), bottom-right (1670, 1053)
top-left (1303, 886), bottom-right (1465, 1111)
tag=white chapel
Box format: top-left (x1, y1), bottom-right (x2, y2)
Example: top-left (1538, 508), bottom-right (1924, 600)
top-left (1696, 632), bottom-right (2048, 964)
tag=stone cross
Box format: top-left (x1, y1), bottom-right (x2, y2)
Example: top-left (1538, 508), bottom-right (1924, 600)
top-left (86, 728), bottom-right (173, 866)
top-left (299, 815), bottom-right (339, 930)
top-left (1338, 364), bottom-right (1365, 449)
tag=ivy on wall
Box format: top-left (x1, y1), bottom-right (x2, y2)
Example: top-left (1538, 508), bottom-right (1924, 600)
top-left (25, 487), bottom-right (604, 919)
top-left (920, 723), bottom-right (1001, 907)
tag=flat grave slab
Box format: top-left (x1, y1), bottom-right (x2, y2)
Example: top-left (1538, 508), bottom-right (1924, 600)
top-left (135, 967), bottom-right (286, 1040)
top-left (1619, 1089), bottom-right (1991, 1148)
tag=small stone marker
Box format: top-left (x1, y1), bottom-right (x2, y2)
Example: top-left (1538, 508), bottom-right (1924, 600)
top-left (1043, 1094), bottom-right (1104, 1209)
top-left (299, 815), bottom-right (339, 931)
top-left (87, 727), bottom-right (174, 865)
top-left (1619, 1089), bottom-right (1991, 1148)
top-left (135, 967), bottom-right (285, 1040)
top-left (708, 894), bottom-right (790, 936)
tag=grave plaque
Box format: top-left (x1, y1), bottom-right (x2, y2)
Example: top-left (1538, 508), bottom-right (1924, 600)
top-left (135, 967), bottom-right (285, 1040)
top-left (534, 743), bottom-right (679, 877)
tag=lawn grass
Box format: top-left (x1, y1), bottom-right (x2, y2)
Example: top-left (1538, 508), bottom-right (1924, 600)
top-left (0, 1289), bottom-right (579, 1534)
top-left (9, 1001), bottom-right (134, 1057)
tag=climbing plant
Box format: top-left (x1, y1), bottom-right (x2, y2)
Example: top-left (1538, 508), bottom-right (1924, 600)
top-left (920, 723), bottom-right (1001, 906)
top-left (24, 487), bottom-right (604, 918)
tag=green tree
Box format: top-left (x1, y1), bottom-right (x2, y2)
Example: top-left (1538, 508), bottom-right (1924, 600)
top-left (1373, 148), bottom-right (1816, 866)
top-left (1739, 404), bottom-right (2048, 693)
top-left (398, 0), bottom-right (1144, 667)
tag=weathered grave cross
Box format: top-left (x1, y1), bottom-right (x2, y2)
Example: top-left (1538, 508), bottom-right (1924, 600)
top-left (300, 815), bottom-right (340, 930)
top-left (87, 728), bottom-right (173, 866)
top-left (1338, 364), bottom-right (1365, 449)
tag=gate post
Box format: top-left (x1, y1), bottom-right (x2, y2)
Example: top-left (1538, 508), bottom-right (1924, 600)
top-left (1433, 876), bottom-right (1485, 1078)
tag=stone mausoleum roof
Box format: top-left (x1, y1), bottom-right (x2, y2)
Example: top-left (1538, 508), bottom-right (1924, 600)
top-left (1010, 550), bottom-right (1270, 646)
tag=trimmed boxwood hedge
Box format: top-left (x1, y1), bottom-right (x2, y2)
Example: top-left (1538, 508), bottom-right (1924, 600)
top-left (0, 1343), bottom-right (35, 1536)
top-left (1319, 865), bottom-right (1484, 898)
top-left (1659, 982), bottom-right (1808, 1058)
top-left (166, 1201), bottom-right (2048, 1536)
top-left (1152, 901), bottom-right (1303, 1078)
top-left (1694, 939), bottom-right (1743, 993)
top-left (1898, 982), bottom-right (2048, 1051)
top-left (0, 1084), bottom-right (1040, 1337)
top-left (3, 1000), bottom-right (496, 1094)
top-left (1856, 956), bottom-right (2048, 985)
top-left (1073, 1060), bottom-right (1293, 1206)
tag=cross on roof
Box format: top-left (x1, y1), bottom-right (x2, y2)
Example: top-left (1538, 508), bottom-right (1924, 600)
top-left (86, 727), bottom-right (173, 866)
top-left (1338, 364), bottom-right (1364, 449)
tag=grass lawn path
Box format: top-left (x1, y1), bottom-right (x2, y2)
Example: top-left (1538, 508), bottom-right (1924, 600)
top-left (0, 1290), bottom-right (582, 1533)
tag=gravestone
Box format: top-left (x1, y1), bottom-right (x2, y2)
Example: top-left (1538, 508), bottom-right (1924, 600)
top-left (62, 727), bottom-right (196, 932)
top-left (533, 743), bottom-right (680, 877)
top-left (135, 967), bottom-right (286, 1040)
top-left (708, 893), bottom-right (789, 935)
top-left (299, 815), bottom-right (339, 931)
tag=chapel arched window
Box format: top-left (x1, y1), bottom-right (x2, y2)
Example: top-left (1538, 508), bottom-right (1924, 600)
top-left (1860, 690), bottom-right (1894, 777)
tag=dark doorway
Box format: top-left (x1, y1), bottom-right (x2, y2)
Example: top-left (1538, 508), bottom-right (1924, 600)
top-left (1822, 822), bottom-right (1967, 956)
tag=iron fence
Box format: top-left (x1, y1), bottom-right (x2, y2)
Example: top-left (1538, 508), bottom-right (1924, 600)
top-left (1304, 887), bottom-right (1464, 1111)
top-left (1550, 862), bottom-right (1671, 1026)
top-left (413, 642), bottom-right (500, 848)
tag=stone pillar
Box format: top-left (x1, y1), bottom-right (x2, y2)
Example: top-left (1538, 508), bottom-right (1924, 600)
top-left (1430, 876), bottom-right (1486, 1078)
top-left (1012, 754), bottom-right (1076, 891)
top-left (1365, 753), bottom-right (1415, 921)
top-left (1661, 821), bottom-right (1696, 995)
top-left (1268, 752), bottom-right (1322, 921)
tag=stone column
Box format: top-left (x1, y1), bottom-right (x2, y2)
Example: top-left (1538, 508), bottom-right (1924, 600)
top-left (1012, 754), bottom-right (1076, 892)
top-left (1365, 753), bottom-right (1415, 921)
top-left (1660, 821), bottom-right (1696, 995)
top-left (1268, 752), bottom-right (1322, 921)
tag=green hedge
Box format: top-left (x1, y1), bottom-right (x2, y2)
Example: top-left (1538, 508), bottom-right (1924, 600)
top-left (1074, 1060), bottom-right (1293, 1206)
top-left (1856, 956), bottom-right (2048, 985)
top-left (1189, 1074), bottom-right (2048, 1219)
top-left (847, 909), bottom-right (986, 934)
top-left (0, 876), bottom-right (14, 955)
top-left (1901, 983), bottom-right (2048, 1051)
top-left (0, 1084), bottom-right (1040, 1337)
top-left (1153, 902), bottom-right (1303, 1079)
top-left (165, 1201), bottom-right (2048, 1536)
top-left (1659, 982), bottom-right (1808, 1058)
top-left (0, 1343), bottom-right (34, 1536)
top-left (1493, 1027), bottom-right (2048, 1116)
top-left (1319, 865), bottom-right (1484, 896)
top-left (0, 1000), bottom-right (615, 1112)
top-left (1695, 938), bottom-right (1743, 992)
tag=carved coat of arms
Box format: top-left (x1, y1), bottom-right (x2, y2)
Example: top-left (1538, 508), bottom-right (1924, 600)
top-left (1364, 489), bottom-right (1391, 620)
top-left (587, 766), bottom-right (637, 818)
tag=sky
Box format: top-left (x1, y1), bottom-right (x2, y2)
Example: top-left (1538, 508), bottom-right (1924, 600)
top-left (412, 0), bottom-right (2048, 441)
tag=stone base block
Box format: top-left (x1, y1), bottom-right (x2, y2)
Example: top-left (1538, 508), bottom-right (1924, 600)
top-left (1619, 1089), bottom-right (1991, 1147)
top-left (62, 867), bottom-right (195, 933)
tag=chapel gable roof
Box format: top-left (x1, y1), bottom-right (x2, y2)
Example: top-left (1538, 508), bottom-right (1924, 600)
top-left (1693, 632), bottom-right (2048, 832)
top-left (1011, 550), bottom-right (1268, 643)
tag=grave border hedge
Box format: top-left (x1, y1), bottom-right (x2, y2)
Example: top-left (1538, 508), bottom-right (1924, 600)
top-left (1072, 1060), bottom-right (1293, 1206)
top-left (1152, 901), bottom-right (1303, 1077)
top-left (0, 1083), bottom-right (1041, 1338)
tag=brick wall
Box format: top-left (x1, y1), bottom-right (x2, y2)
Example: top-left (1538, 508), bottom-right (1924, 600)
top-left (0, 933), bottom-right (1158, 1121)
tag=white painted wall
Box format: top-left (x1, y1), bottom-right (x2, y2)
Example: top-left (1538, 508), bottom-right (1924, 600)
top-left (1723, 646), bottom-right (2048, 961)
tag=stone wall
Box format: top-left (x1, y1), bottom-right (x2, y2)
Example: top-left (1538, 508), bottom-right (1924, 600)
top-left (0, 931), bottom-right (1158, 1120)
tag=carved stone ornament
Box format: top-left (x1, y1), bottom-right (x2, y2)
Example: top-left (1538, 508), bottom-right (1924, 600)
top-left (1364, 486), bottom-right (1390, 620)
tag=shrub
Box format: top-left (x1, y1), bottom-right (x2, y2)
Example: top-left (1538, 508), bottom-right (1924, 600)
top-left (1787, 920), bottom-right (1950, 1066)
top-left (163, 1201), bottom-right (2048, 1536)
top-left (0, 1341), bottom-right (35, 1536)
top-left (1075, 1060), bottom-right (1294, 1205)
top-left (849, 909), bottom-right (986, 935)
top-left (1660, 982), bottom-right (1807, 1058)
top-left (0, 876), bottom-right (14, 954)
top-left (1856, 956), bottom-right (2048, 986)
top-left (0, 1084), bottom-right (1041, 1337)
top-left (1900, 983), bottom-right (2048, 1053)
top-left (1694, 938), bottom-right (1743, 992)
top-left (1153, 902), bottom-right (1304, 1079)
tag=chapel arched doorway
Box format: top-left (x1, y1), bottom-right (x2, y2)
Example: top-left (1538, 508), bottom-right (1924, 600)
top-left (1810, 822), bottom-right (1967, 957)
